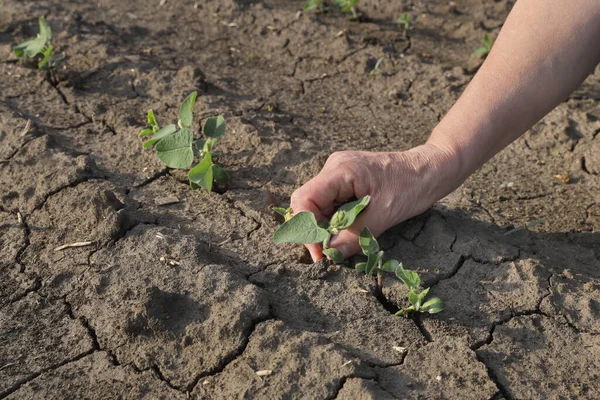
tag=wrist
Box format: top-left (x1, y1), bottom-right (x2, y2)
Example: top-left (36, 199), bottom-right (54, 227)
top-left (405, 141), bottom-right (464, 208)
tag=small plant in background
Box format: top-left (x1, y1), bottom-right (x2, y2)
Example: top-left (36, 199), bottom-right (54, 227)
top-left (273, 196), bottom-right (370, 262)
top-left (334, 0), bottom-right (359, 21)
top-left (472, 33), bottom-right (493, 58)
top-left (13, 16), bottom-right (61, 69)
top-left (303, 0), bottom-right (326, 12)
top-left (139, 91), bottom-right (228, 191)
top-left (396, 12), bottom-right (412, 33)
top-left (188, 115), bottom-right (228, 191)
top-left (356, 227), bottom-right (444, 316)
top-left (370, 57), bottom-right (384, 75)
top-left (303, 0), bottom-right (360, 20)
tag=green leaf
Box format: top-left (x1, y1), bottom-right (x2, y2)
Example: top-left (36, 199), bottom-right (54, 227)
top-left (139, 128), bottom-right (154, 137)
top-left (408, 291), bottom-right (419, 307)
top-left (358, 227), bottom-right (379, 255)
top-left (365, 252), bottom-right (378, 275)
top-left (143, 124), bottom-right (177, 148)
top-left (303, 0), bottom-right (322, 11)
top-left (329, 210), bottom-right (349, 230)
top-left (322, 248), bottom-right (344, 263)
top-left (155, 127), bottom-right (194, 168)
top-left (417, 287), bottom-right (430, 303)
top-left (355, 262), bottom-right (367, 273)
top-left (272, 207), bottom-right (293, 221)
top-left (203, 115), bottom-right (226, 139)
top-left (381, 259), bottom-right (399, 272)
top-left (178, 91), bottom-right (197, 128)
top-left (317, 221), bottom-right (330, 229)
top-left (483, 33), bottom-right (491, 50)
top-left (274, 212), bottom-right (330, 244)
top-left (147, 109), bottom-right (158, 129)
top-left (472, 47), bottom-right (488, 57)
top-left (38, 16), bottom-right (52, 41)
top-left (193, 139), bottom-right (206, 153)
top-left (422, 297), bottom-right (445, 314)
top-left (212, 164), bottom-right (228, 185)
top-left (395, 264), bottom-right (420, 290)
top-left (188, 153), bottom-right (213, 191)
top-left (330, 195), bottom-right (370, 230)
top-left (13, 36), bottom-right (47, 58)
top-left (38, 44), bottom-right (53, 68)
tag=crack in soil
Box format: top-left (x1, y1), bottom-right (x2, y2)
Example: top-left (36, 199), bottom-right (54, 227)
top-left (128, 168), bottom-right (170, 192)
top-left (33, 176), bottom-right (101, 211)
top-left (63, 298), bottom-right (101, 351)
top-left (186, 311), bottom-right (275, 393)
top-left (14, 212), bottom-right (31, 270)
top-left (0, 349), bottom-right (98, 399)
top-left (326, 375), bottom-right (349, 400)
top-left (7, 277), bottom-right (41, 306)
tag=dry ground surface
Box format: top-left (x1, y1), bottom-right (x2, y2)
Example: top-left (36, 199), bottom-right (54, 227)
top-left (1, 0), bottom-right (599, 399)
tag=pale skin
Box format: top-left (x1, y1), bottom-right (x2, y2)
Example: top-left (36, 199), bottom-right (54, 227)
top-left (291, 0), bottom-right (600, 262)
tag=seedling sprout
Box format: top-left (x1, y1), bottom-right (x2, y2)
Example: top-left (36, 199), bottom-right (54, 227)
top-left (13, 16), bottom-right (61, 69)
top-left (396, 13), bottom-right (412, 33)
top-left (334, 0), bottom-right (359, 21)
top-left (472, 33), bottom-right (493, 58)
top-left (303, 0), bottom-right (359, 20)
top-left (273, 196), bottom-right (370, 263)
top-left (303, 0), bottom-right (326, 13)
top-left (370, 57), bottom-right (384, 75)
top-left (138, 92), bottom-right (228, 191)
top-left (356, 227), bottom-right (444, 316)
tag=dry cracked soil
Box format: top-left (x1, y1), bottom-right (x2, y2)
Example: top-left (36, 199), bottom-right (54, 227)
top-left (1, 0), bottom-right (599, 399)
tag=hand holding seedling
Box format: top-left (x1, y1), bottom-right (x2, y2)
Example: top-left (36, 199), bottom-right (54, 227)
top-left (290, 148), bottom-right (456, 261)
top-left (293, 2), bottom-right (600, 261)
top-left (273, 196), bottom-right (370, 263)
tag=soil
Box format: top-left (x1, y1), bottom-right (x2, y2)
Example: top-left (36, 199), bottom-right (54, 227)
top-left (1, 0), bottom-right (599, 399)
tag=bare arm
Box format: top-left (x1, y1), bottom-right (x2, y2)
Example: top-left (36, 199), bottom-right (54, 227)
top-left (292, 1), bottom-right (600, 261)
top-left (428, 0), bottom-right (600, 197)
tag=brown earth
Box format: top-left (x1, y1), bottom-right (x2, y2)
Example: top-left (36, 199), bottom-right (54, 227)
top-left (1, 0), bottom-right (599, 399)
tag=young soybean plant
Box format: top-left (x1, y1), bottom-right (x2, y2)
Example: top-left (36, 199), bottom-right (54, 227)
top-left (357, 227), bottom-right (444, 316)
top-left (472, 33), bottom-right (493, 58)
top-left (334, 0), bottom-right (359, 21)
top-left (138, 92), bottom-right (228, 191)
top-left (273, 196), bottom-right (370, 262)
top-left (13, 16), bottom-right (60, 69)
top-left (396, 13), bottom-right (412, 33)
top-left (303, 0), bottom-right (326, 12)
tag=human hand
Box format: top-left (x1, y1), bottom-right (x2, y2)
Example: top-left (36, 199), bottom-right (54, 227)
top-left (290, 144), bottom-right (458, 262)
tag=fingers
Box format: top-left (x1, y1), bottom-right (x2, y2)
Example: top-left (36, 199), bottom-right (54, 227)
top-left (291, 166), bottom-right (355, 216)
top-left (305, 243), bottom-right (323, 262)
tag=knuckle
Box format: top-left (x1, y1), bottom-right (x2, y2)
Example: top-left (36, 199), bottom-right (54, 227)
top-left (326, 151), bottom-right (349, 165)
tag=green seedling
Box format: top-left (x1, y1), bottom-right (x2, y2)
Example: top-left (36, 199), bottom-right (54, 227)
top-left (334, 0), bottom-right (359, 20)
top-left (273, 196), bottom-right (370, 263)
top-left (356, 227), bottom-right (444, 316)
top-left (472, 33), bottom-right (493, 58)
top-left (13, 16), bottom-right (60, 69)
top-left (370, 57), bottom-right (384, 76)
top-left (396, 13), bottom-right (412, 33)
top-left (272, 207), bottom-right (293, 222)
top-left (138, 92), bottom-right (228, 191)
top-left (303, 0), bottom-right (326, 12)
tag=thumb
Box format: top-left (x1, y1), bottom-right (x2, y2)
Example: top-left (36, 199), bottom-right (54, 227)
top-left (327, 211), bottom-right (381, 259)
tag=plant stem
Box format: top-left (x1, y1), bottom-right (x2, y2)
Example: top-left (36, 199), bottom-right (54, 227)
top-left (322, 233), bottom-right (332, 249)
top-left (376, 270), bottom-right (384, 296)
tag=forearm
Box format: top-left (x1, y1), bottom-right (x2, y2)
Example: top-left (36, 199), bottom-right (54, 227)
top-left (427, 0), bottom-right (600, 194)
